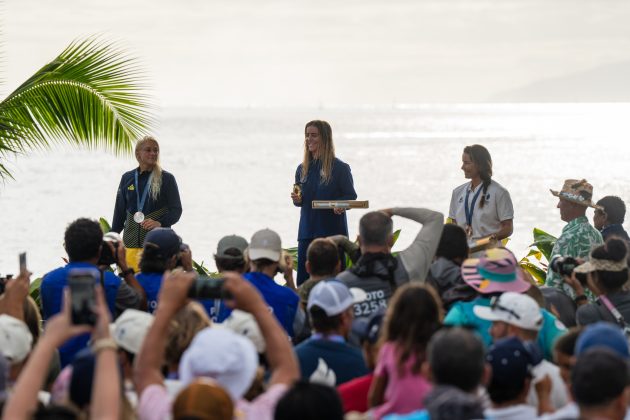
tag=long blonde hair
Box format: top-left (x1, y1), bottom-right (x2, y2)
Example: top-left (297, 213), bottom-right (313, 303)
top-left (300, 120), bottom-right (335, 185)
top-left (135, 136), bottom-right (163, 201)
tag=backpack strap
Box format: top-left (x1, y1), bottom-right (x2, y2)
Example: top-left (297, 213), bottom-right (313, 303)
top-left (598, 295), bottom-right (630, 328)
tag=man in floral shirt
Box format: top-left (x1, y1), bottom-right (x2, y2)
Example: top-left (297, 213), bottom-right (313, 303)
top-left (546, 179), bottom-right (603, 299)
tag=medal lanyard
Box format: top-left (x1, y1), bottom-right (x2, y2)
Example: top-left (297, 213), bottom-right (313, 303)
top-left (135, 170), bottom-right (154, 213)
top-left (464, 183), bottom-right (483, 227)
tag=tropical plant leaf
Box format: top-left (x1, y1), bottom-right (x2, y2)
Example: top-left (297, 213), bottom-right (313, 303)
top-left (99, 217), bottom-right (112, 234)
top-left (29, 277), bottom-right (42, 309)
top-left (0, 37), bottom-right (154, 178)
top-left (392, 229), bottom-right (401, 246)
top-left (530, 228), bottom-right (557, 262)
top-left (518, 260), bottom-right (547, 285)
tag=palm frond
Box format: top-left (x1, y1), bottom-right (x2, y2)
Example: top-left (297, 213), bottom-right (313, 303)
top-left (0, 37), bottom-right (154, 163)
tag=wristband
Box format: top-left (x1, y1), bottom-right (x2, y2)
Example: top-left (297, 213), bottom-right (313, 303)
top-left (574, 294), bottom-right (588, 304)
top-left (118, 268), bottom-right (135, 278)
top-left (92, 338), bottom-right (118, 354)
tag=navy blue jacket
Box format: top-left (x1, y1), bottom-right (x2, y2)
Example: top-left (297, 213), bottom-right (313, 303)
top-left (41, 262), bottom-right (120, 367)
top-left (601, 224), bottom-right (630, 242)
top-left (112, 168), bottom-right (182, 247)
top-left (295, 338), bottom-right (368, 385)
top-left (295, 158), bottom-right (357, 240)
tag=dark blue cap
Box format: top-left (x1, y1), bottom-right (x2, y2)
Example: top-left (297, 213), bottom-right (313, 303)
top-left (143, 228), bottom-right (182, 259)
top-left (487, 337), bottom-right (535, 386)
top-left (351, 309), bottom-right (385, 344)
top-left (575, 322), bottom-right (630, 359)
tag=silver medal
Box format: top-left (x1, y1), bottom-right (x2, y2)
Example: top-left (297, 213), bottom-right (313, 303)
top-left (134, 211), bottom-right (145, 223)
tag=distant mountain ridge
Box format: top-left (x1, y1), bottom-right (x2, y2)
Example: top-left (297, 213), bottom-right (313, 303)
top-left (490, 61), bottom-right (630, 102)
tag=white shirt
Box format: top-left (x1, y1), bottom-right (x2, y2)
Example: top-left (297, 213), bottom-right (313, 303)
top-left (449, 180), bottom-right (514, 240)
top-left (485, 404), bottom-right (538, 420)
top-left (527, 360), bottom-right (570, 410)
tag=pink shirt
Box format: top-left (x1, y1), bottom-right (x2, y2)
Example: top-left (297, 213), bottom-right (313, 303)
top-left (137, 383), bottom-right (288, 420)
top-left (372, 342), bottom-right (432, 419)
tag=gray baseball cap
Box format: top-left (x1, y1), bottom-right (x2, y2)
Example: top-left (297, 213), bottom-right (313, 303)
top-left (215, 235), bottom-right (248, 259)
top-left (249, 229), bottom-right (282, 262)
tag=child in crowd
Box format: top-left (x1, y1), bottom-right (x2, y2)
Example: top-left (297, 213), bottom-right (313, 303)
top-left (368, 284), bottom-right (442, 419)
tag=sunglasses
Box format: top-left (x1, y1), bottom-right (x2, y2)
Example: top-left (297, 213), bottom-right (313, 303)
top-left (490, 296), bottom-right (521, 320)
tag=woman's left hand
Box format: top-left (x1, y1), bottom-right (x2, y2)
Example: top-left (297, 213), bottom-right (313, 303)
top-left (333, 207), bottom-right (345, 215)
top-left (141, 219), bottom-right (161, 230)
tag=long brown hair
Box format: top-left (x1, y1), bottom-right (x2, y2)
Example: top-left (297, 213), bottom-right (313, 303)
top-left (135, 136), bottom-right (163, 201)
top-left (300, 120), bottom-right (335, 185)
top-left (380, 284), bottom-right (443, 376)
top-left (463, 144), bottom-right (493, 208)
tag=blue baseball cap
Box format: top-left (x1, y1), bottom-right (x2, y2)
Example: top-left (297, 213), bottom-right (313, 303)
top-left (351, 309), bottom-right (385, 344)
top-left (575, 322), bottom-right (630, 359)
top-left (143, 228), bottom-right (182, 259)
top-left (487, 337), bottom-right (535, 386)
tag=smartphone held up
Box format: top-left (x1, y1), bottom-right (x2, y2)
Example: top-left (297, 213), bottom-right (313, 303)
top-left (67, 268), bottom-right (99, 326)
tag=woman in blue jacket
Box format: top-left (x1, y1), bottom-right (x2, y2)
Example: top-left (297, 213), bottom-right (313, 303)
top-left (291, 120), bottom-right (357, 285)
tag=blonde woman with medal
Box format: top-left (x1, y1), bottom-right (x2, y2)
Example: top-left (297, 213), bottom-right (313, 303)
top-left (112, 136), bottom-right (182, 271)
top-left (291, 120), bottom-right (357, 285)
top-left (448, 144), bottom-right (514, 245)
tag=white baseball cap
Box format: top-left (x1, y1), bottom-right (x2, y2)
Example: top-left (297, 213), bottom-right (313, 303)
top-left (248, 228), bottom-right (282, 262)
top-left (473, 292), bottom-right (543, 331)
top-left (307, 280), bottom-right (367, 316)
top-left (220, 310), bottom-right (266, 353)
top-left (178, 327), bottom-right (258, 401)
top-left (110, 309), bottom-right (154, 354)
top-left (0, 314), bottom-right (33, 363)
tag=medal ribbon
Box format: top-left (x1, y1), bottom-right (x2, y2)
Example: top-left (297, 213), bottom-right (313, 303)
top-left (464, 183), bottom-right (484, 229)
top-left (135, 170), bottom-right (154, 214)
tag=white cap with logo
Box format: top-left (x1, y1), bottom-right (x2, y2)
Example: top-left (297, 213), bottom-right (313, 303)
top-left (307, 280), bottom-right (367, 316)
top-left (110, 309), bottom-right (155, 354)
top-left (473, 292), bottom-right (543, 331)
top-left (0, 314), bottom-right (33, 364)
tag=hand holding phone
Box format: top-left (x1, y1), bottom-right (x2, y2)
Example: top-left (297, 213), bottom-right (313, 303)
top-left (19, 252), bottom-right (27, 274)
top-left (67, 269), bottom-right (98, 326)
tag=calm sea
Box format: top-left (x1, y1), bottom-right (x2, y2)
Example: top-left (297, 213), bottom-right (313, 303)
top-left (1, 103), bottom-right (629, 277)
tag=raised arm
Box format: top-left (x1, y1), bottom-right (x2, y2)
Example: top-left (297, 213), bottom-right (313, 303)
top-left (388, 207), bottom-right (444, 282)
top-left (134, 269), bottom-right (195, 395)
top-left (223, 272), bottom-right (299, 386)
top-left (3, 289), bottom-right (91, 419)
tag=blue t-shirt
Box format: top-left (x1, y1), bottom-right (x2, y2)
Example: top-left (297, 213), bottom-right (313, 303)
top-left (41, 262), bottom-right (121, 367)
top-left (295, 157), bottom-right (357, 240)
top-left (136, 271), bottom-right (217, 319)
top-left (217, 271), bottom-right (299, 337)
top-left (295, 338), bottom-right (368, 385)
top-left (444, 296), bottom-right (567, 361)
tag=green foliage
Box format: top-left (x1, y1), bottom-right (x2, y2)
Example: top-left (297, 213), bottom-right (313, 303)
top-left (99, 217), bottom-right (112, 234)
top-left (0, 37), bottom-right (154, 179)
top-left (519, 228), bottom-right (557, 285)
top-left (29, 277), bottom-right (42, 308)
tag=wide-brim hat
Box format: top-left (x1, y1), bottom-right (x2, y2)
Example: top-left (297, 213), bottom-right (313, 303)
top-left (462, 248), bottom-right (531, 294)
top-left (550, 179), bottom-right (603, 209)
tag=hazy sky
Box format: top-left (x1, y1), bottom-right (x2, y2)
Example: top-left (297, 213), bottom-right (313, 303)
top-left (5, 0), bottom-right (630, 106)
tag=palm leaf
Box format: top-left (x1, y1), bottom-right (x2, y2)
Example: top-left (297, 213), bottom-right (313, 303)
top-left (0, 37), bottom-right (154, 177)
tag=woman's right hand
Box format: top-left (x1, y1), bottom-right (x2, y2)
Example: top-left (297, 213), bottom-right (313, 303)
top-left (290, 191), bottom-right (302, 204)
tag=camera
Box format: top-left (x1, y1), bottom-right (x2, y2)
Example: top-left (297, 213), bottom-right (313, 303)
top-left (188, 276), bottom-right (230, 300)
top-left (98, 232), bottom-right (121, 266)
top-left (551, 256), bottom-right (588, 286)
top-left (175, 243), bottom-right (190, 268)
top-left (68, 268), bottom-right (98, 326)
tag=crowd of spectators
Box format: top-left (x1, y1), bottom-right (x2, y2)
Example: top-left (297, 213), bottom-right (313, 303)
top-left (0, 185), bottom-right (629, 420)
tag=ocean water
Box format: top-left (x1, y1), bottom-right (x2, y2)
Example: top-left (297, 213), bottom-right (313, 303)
top-left (1, 103), bottom-right (629, 278)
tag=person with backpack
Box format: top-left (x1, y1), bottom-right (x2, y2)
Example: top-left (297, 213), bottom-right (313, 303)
top-left (336, 207), bottom-right (443, 321)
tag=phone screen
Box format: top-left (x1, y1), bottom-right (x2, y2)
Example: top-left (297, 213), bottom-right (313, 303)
top-left (19, 252), bottom-right (27, 273)
top-left (68, 269), bottom-right (97, 325)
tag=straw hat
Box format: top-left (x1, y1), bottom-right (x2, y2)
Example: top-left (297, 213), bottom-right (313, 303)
top-left (550, 179), bottom-right (602, 209)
